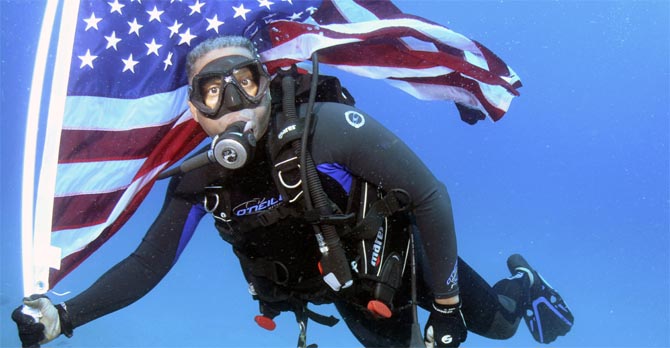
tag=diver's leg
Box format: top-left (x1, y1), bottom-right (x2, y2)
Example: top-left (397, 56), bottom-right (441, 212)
top-left (334, 299), bottom-right (412, 348)
top-left (506, 254), bottom-right (574, 344)
top-left (456, 258), bottom-right (523, 339)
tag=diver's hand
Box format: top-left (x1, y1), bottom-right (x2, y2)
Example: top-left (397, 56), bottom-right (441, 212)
top-left (424, 302), bottom-right (467, 347)
top-left (11, 295), bottom-right (73, 347)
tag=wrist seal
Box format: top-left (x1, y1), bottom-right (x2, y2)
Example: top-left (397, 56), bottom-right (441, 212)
top-left (55, 303), bottom-right (74, 338)
top-left (432, 302), bottom-right (460, 316)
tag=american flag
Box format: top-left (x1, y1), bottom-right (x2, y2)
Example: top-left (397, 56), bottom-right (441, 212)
top-left (25, 0), bottom-right (521, 293)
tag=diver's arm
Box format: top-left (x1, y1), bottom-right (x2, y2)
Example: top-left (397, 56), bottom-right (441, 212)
top-left (63, 175), bottom-right (206, 329)
top-left (309, 102), bottom-right (460, 299)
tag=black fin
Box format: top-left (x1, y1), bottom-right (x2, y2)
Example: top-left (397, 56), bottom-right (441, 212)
top-left (507, 254), bottom-right (574, 344)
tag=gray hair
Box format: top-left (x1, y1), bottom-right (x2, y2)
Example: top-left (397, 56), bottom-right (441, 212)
top-left (185, 36), bottom-right (259, 82)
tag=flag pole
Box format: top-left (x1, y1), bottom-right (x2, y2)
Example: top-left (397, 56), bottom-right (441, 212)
top-left (21, 0), bottom-right (60, 298)
top-left (22, 0), bottom-right (80, 298)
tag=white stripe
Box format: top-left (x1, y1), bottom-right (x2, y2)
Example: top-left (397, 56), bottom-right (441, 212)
top-left (400, 36), bottom-right (438, 53)
top-left (464, 50), bottom-right (490, 71)
top-left (52, 165), bottom-right (167, 258)
top-left (32, 0), bottom-right (82, 293)
top-left (478, 80), bottom-right (514, 112)
top-left (330, 0), bottom-right (379, 22)
top-left (261, 34), bottom-right (361, 62)
top-left (22, 0), bottom-right (60, 296)
top-left (55, 159), bottom-right (145, 197)
top-left (329, 64), bottom-right (455, 80)
top-left (320, 18), bottom-right (481, 54)
top-left (63, 86), bottom-right (189, 131)
top-left (386, 79), bottom-right (488, 115)
top-left (386, 78), bottom-right (512, 118)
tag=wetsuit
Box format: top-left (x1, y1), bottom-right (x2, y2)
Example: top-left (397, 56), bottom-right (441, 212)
top-left (62, 102), bottom-right (523, 346)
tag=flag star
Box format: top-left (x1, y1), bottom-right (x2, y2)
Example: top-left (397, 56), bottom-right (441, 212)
top-left (189, 0), bottom-right (205, 15)
top-left (281, 0), bottom-right (293, 4)
top-left (305, 6), bottom-right (318, 15)
top-left (206, 14), bottom-right (224, 33)
top-left (258, 0), bottom-right (274, 10)
top-left (178, 28), bottom-right (197, 46)
top-left (167, 20), bottom-right (182, 38)
top-left (78, 49), bottom-right (98, 69)
top-left (104, 31), bottom-right (122, 50)
top-left (147, 6), bottom-right (164, 22)
top-left (122, 54), bottom-right (139, 73)
top-left (233, 4), bottom-right (251, 20)
top-left (128, 18), bottom-right (143, 36)
top-left (163, 51), bottom-right (173, 71)
top-left (145, 38), bottom-right (162, 56)
top-left (289, 12), bottom-right (303, 21)
top-left (108, 0), bottom-right (125, 15)
top-left (83, 12), bottom-right (102, 31)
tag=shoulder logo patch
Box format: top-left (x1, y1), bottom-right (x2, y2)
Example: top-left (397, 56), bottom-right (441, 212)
top-left (345, 111), bottom-right (365, 129)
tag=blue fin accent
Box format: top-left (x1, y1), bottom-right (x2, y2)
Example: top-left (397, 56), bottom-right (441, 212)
top-left (507, 254), bottom-right (574, 344)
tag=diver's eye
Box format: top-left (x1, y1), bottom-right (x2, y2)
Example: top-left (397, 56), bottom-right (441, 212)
top-left (201, 78), bottom-right (222, 109)
top-left (239, 78), bottom-right (252, 88)
top-left (233, 68), bottom-right (259, 96)
top-left (206, 86), bottom-right (220, 96)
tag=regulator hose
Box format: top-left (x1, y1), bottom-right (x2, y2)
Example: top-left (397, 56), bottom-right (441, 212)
top-left (281, 56), bottom-right (353, 291)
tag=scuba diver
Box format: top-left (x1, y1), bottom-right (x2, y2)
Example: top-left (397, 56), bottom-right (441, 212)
top-left (12, 36), bottom-right (573, 348)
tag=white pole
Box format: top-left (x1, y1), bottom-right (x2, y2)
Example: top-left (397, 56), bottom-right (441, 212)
top-left (21, 0), bottom-right (60, 297)
top-left (22, 0), bottom-right (81, 296)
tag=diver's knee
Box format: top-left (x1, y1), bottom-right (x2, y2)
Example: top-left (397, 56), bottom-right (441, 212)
top-left (480, 311), bottom-right (520, 339)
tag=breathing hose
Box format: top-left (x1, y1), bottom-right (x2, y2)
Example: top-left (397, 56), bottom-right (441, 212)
top-left (281, 54), bottom-right (353, 291)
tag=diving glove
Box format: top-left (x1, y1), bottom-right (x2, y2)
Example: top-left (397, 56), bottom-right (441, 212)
top-left (11, 294), bottom-right (73, 347)
top-left (424, 301), bottom-right (467, 347)
top-left (507, 254), bottom-right (574, 344)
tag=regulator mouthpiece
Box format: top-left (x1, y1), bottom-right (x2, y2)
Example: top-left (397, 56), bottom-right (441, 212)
top-left (211, 122), bottom-right (256, 169)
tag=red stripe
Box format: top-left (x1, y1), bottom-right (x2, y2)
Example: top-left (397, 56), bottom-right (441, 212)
top-left (312, 0), bottom-right (348, 24)
top-left (52, 190), bottom-right (125, 231)
top-left (59, 121), bottom-right (177, 163)
top-left (133, 119), bottom-right (207, 180)
top-left (474, 40), bottom-right (522, 89)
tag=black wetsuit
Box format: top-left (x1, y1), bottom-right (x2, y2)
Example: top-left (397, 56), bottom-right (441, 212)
top-left (63, 102), bottom-right (523, 346)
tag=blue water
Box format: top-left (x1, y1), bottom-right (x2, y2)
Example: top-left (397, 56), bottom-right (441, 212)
top-left (1, 1), bottom-right (668, 347)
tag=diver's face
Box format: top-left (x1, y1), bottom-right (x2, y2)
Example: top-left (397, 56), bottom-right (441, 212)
top-left (188, 46), bottom-right (271, 140)
top-left (199, 67), bottom-right (259, 109)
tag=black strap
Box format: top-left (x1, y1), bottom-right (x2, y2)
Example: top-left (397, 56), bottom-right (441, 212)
top-left (343, 188), bottom-right (412, 240)
top-left (235, 250), bottom-right (290, 285)
top-left (304, 307), bottom-right (339, 327)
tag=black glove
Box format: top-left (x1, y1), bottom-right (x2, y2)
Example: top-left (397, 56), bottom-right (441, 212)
top-left (424, 302), bottom-right (467, 347)
top-left (11, 295), bottom-right (73, 348)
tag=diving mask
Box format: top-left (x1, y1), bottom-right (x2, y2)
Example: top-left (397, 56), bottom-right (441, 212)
top-left (189, 55), bottom-right (270, 119)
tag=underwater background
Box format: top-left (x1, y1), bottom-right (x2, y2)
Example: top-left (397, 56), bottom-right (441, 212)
top-left (1, 1), bottom-right (668, 347)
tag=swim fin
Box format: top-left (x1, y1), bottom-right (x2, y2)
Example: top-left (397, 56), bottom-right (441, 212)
top-left (507, 254), bottom-right (574, 344)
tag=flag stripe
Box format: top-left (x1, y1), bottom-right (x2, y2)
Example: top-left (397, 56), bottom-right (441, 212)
top-left (55, 159), bottom-right (142, 197)
top-left (63, 88), bottom-right (188, 131)
top-left (59, 122), bottom-right (175, 163)
top-left (53, 190), bottom-right (124, 231)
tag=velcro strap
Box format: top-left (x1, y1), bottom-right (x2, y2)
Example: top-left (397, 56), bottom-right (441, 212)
top-left (256, 205), bottom-right (296, 227)
top-left (270, 118), bottom-right (304, 159)
top-left (305, 308), bottom-right (340, 327)
top-left (303, 209), bottom-right (356, 225)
